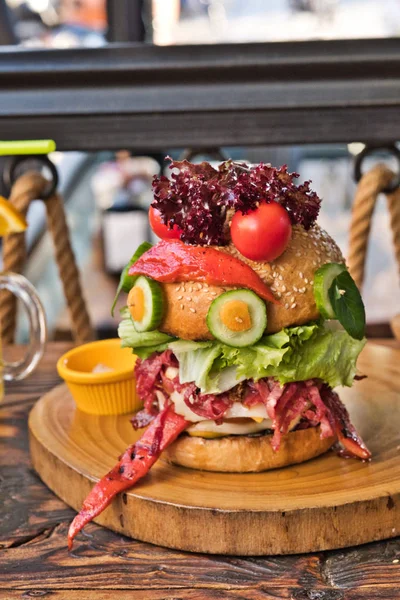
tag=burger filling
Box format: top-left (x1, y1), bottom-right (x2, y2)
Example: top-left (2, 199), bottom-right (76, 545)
top-left (129, 324), bottom-right (370, 459)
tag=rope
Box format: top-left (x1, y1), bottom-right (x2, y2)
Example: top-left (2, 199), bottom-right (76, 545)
top-left (386, 189), bottom-right (400, 340)
top-left (347, 164), bottom-right (394, 289)
top-left (0, 171), bottom-right (94, 344)
top-left (45, 192), bottom-right (94, 344)
top-left (1, 172), bottom-right (44, 343)
top-left (386, 187), bottom-right (400, 283)
top-left (348, 163), bottom-right (400, 341)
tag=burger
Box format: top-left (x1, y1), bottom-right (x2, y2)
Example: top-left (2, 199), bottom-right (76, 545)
top-left (68, 159), bottom-right (370, 548)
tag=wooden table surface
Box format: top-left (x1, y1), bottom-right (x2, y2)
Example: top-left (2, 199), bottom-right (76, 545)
top-left (1, 342), bottom-right (400, 600)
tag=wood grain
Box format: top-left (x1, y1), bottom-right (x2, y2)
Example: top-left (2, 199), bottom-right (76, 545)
top-left (0, 592), bottom-right (295, 600)
top-left (29, 342), bottom-right (400, 555)
top-left (0, 343), bottom-right (75, 548)
top-left (2, 341), bottom-right (400, 598)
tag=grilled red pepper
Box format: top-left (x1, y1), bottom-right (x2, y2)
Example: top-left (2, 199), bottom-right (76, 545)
top-left (322, 387), bottom-right (371, 460)
top-left (68, 405), bottom-right (189, 549)
top-left (128, 240), bottom-right (279, 304)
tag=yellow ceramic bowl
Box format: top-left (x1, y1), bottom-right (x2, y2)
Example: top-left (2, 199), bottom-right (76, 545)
top-left (57, 339), bottom-right (140, 416)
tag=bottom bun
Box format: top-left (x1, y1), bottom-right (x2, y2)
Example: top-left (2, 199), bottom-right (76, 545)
top-left (163, 427), bottom-right (336, 472)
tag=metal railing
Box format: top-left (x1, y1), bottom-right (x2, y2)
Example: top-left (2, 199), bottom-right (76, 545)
top-left (0, 38), bottom-right (400, 151)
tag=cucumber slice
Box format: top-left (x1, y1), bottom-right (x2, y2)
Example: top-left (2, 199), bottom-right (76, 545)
top-left (128, 276), bottom-right (164, 332)
top-left (206, 289), bottom-right (267, 347)
top-left (111, 241), bottom-right (153, 316)
top-left (122, 242), bottom-right (153, 293)
top-left (313, 263), bottom-right (346, 319)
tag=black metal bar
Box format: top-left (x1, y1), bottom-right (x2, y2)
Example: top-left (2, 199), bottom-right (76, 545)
top-left (354, 144), bottom-right (400, 193)
top-left (106, 0), bottom-right (146, 43)
top-left (1, 38), bottom-right (400, 150)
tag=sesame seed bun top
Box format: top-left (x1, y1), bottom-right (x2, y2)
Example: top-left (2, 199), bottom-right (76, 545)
top-left (132, 225), bottom-right (344, 340)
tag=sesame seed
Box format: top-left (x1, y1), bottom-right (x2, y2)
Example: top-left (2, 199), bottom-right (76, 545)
top-left (187, 297), bottom-right (192, 302)
top-left (284, 303), bottom-right (289, 309)
top-left (279, 275), bottom-right (283, 281)
top-left (286, 291), bottom-right (292, 297)
top-left (299, 272), bottom-right (303, 279)
top-left (210, 292), bottom-right (218, 296)
top-left (177, 295), bottom-right (183, 300)
top-left (293, 286), bottom-right (298, 292)
top-left (291, 296), bottom-right (295, 303)
top-left (189, 307), bottom-right (196, 313)
top-left (189, 287), bottom-right (193, 293)
top-left (278, 265), bottom-right (285, 271)
top-left (176, 286), bottom-right (181, 292)
top-left (197, 283), bottom-right (203, 290)
top-left (271, 287), bottom-right (276, 293)
top-left (235, 317), bottom-right (243, 323)
top-left (296, 252), bottom-right (301, 257)
top-left (180, 304), bottom-right (184, 310)
top-left (281, 285), bottom-right (287, 292)
top-left (202, 289), bottom-right (209, 293)
top-left (304, 278), bottom-right (309, 284)
top-left (393, 559), bottom-right (399, 564)
top-left (276, 292), bottom-right (282, 298)
top-left (291, 303), bottom-right (297, 309)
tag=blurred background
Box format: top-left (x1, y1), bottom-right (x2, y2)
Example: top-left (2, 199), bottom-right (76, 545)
top-left (3, 0), bottom-right (400, 47)
top-left (1, 0), bottom-right (399, 341)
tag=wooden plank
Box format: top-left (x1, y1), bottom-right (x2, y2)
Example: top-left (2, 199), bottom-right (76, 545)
top-left (346, 589), bottom-right (400, 600)
top-left (2, 520), bottom-right (399, 595)
top-left (0, 521), bottom-right (326, 591)
top-left (0, 590), bottom-right (292, 600)
top-left (0, 343), bottom-right (74, 546)
top-left (1, 341), bottom-right (399, 596)
top-left (321, 538), bottom-right (400, 590)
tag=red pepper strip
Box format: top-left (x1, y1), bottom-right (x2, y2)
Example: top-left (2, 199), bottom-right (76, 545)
top-left (67, 406), bottom-right (189, 550)
top-left (322, 387), bottom-right (371, 460)
top-left (128, 240), bottom-right (279, 305)
top-left (337, 433), bottom-right (371, 460)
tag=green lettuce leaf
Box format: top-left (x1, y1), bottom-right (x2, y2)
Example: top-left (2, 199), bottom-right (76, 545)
top-left (118, 315), bottom-right (365, 391)
top-left (118, 315), bottom-right (175, 359)
top-left (168, 323), bottom-right (365, 392)
top-left (274, 324), bottom-right (366, 388)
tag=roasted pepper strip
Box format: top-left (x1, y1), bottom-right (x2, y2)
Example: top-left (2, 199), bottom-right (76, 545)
top-left (322, 387), bottom-right (371, 460)
top-left (68, 406), bottom-right (189, 549)
top-left (128, 240), bottom-right (279, 305)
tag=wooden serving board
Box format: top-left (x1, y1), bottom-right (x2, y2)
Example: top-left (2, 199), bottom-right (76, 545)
top-left (29, 342), bottom-right (400, 556)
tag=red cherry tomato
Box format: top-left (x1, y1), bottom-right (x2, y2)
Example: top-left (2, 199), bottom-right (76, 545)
top-left (230, 201), bottom-right (292, 262)
top-left (149, 206), bottom-right (182, 240)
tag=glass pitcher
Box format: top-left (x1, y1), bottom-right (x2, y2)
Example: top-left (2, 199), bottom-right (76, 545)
top-left (0, 272), bottom-right (46, 400)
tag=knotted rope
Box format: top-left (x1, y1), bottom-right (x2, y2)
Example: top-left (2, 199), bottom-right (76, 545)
top-left (347, 164), bottom-right (396, 288)
top-left (348, 163), bottom-right (400, 340)
top-left (0, 171), bottom-right (94, 344)
top-left (386, 186), bottom-right (400, 284)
